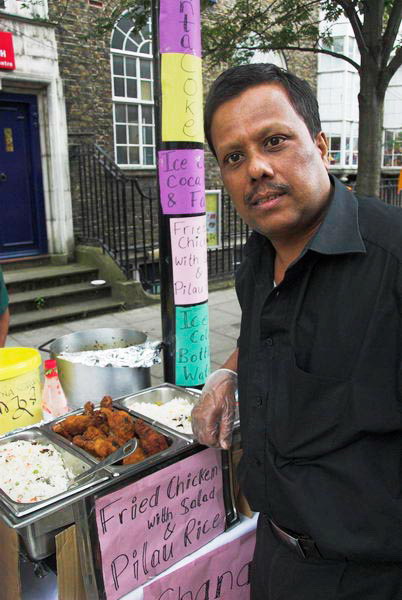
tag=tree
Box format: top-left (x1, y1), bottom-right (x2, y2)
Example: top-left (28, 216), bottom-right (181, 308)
top-left (201, 0), bottom-right (402, 197)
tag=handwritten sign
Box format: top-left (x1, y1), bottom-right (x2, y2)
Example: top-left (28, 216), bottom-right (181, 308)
top-left (176, 304), bottom-right (210, 386)
top-left (161, 53), bottom-right (203, 143)
top-left (95, 448), bottom-right (225, 600)
top-left (206, 190), bottom-right (221, 248)
top-left (0, 370), bottom-right (42, 435)
top-left (170, 216), bottom-right (208, 305)
top-left (144, 528), bottom-right (256, 600)
top-left (158, 149), bottom-right (205, 215)
top-left (159, 0), bottom-right (201, 56)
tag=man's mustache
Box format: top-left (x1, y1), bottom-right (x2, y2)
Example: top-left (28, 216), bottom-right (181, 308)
top-left (245, 183), bottom-right (291, 205)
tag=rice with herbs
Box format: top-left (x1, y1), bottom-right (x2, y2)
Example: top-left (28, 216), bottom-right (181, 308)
top-left (129, 397), bottom-right (194, 434)
top-left (0, 440), bottom-right (74, 503)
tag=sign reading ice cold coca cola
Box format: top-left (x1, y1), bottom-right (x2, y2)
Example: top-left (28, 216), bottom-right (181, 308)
top-left (0, 33), bottom-right (15, 70)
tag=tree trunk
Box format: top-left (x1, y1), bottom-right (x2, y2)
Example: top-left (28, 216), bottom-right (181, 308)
top-left (355, 56), bottom-right (384, 198)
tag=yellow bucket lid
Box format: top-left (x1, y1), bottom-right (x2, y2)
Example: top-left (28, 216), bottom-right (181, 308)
top-left (0, 348), bottom-right (42, 381)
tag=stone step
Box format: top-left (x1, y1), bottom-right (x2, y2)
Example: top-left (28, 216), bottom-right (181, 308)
top-left (4, 264), bottom-right (99, 293)
top-left (9, 281), bottom-right (112, 314)
top-left (9, 297), bottom-right (125, 332)
top-left (0, 255), bottom-right (52, 271)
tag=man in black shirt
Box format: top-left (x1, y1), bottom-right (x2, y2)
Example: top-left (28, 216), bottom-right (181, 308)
top-left (192, 64), bottom-right (402, 599)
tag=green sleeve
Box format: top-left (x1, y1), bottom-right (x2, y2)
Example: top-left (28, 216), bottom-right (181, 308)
top-left (0, 269), bottom-right (9, 315)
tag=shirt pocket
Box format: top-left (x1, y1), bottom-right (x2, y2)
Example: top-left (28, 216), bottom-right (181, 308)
top-left (271, 353), bottom-right (351, 459)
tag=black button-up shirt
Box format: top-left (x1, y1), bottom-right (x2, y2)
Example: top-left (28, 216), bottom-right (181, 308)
top-left (236, 176), bottom-right (402, 561)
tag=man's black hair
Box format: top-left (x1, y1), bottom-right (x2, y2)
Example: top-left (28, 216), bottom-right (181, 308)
top-left (204, 63), bottom-right (322, 157)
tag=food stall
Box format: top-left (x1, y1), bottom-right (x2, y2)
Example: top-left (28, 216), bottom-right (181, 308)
top-left (0, 377), bottom-right (255, 600)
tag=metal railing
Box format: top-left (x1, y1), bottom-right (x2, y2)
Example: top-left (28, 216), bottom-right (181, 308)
top-left (70, 145), bottom-right (400, 292)
top-left (69, 144), bottom-right (248, 292)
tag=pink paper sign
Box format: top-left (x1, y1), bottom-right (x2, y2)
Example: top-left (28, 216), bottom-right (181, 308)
top-left (158, 149), bottom-right (205, 215)
top-left (170, 216), bottom-right (208, 305)
top-left (95, 448), bottom-right (225, 600)
top-left (159, 0), bottom-right (201, 56)
top-left (144, 529), bottom-right (256, 600)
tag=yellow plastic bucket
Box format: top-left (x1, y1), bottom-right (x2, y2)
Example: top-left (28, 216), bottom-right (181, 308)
top-left (0, 348), bottom-right (43, 435)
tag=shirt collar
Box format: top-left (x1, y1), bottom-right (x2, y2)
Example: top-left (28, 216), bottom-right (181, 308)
top-left (244, 175), bottom-right (366, 258)
top-left (308, 175), bottom-right (366, 255)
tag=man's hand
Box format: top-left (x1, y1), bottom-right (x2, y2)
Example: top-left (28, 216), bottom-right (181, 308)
top-left (191, 368), bottom-right (238, 450)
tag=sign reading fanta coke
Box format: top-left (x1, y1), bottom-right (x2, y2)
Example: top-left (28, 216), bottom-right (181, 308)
top-left (0, 33), bottom-right (16, 70)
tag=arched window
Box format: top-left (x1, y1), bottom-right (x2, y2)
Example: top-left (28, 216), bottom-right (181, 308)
top-left (111, 16), bottom-right (155, 168)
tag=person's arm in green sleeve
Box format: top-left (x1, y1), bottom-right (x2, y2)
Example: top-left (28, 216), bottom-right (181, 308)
top-left (0, 307), bottom-right (9, 347)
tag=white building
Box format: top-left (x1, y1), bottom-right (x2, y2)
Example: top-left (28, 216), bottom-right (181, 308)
top-left (317, 13), bottom-right (402, 179)
top-left (0, 0), bottom-right (73, 261)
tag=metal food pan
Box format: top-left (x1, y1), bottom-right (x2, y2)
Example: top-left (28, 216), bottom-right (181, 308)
top-left (45, 404), bottom-right (187, 475)
top-left (115, 383), bottom-right (200, 441)
top-left (0, 427), bottom-right (110, 518)
top-left (115, 383), bottom-right (240, 442)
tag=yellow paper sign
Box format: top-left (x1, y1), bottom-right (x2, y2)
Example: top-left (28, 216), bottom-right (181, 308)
top-left (161, 53), bottom-right (204, 143)
top-left (0, 370), bottom-right (42, 435)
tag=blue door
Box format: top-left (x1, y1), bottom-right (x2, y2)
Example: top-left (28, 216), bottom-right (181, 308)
top-left (0, 93), bottom-right (47, 258)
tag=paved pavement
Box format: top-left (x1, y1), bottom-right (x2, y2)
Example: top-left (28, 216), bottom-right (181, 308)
top-left (6, 287), bottom-right (240, 385)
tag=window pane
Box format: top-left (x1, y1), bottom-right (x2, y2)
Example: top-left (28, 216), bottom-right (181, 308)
top-left (111, 29), bottom-right (125, 50)
top-left (143, 147), bottom-right (154, 165)
top-left (128, 125), bottom-right (139, 144)
top-left (126, 57), bottom-right (136, 77)
top-left (113, 55), bottom-right (124, 75)
top-left (117, 16), bottom-right (133, 34)
top-left (142, 126), bottom-right (153, 145)
top-left (140, 41), bottom-right (151, 55)
top-left (142, 106), bottom-right (153, 124)
top-left (129, 146), bottom-right (140, 164)
top-left (117, 146), bottom-right (128, 164)
top-left (345, 137), bottom-right (350, 150)
top-left (141, 81), bottom-right (152, 100)
top-left (127, 105), bottom-right (139, 123)
top-left (114, 77), bottom-right (125, 97)
top-left (116, 125), bottom-right (127, 144)
top-left (128, 31), bottom-right (143, 46)
top-left (140, 59), bottom-right (151, 79)
top-left (127, 79), bottom-right (138, 98)
top-left (333, 37), bottom-right (344, 53)
top-left (125, 39), bottom-right (138, 53)
top-left (331, 137), bottom-right (341, 151)
top-left (115, 104), bottom-right (126, 122)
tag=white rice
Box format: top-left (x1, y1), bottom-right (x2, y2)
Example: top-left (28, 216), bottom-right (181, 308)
top-left (0, 440), bottom-right (74, 503)
top-left (129, 397), bottom-right (194, 434)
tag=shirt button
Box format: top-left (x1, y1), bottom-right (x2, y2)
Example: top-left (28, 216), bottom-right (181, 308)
top-left (265, 337), bottom-right (273, 346)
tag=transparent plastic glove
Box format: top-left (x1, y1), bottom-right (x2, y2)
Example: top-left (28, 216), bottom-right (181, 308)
top-left (191, 368), bottom-right (238, 450)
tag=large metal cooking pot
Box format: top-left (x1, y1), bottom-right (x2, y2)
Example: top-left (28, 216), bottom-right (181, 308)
top-left (40, 328), bottom-right (152, 409)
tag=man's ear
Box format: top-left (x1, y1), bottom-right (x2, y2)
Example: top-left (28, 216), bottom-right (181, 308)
top-left (315, 131), bottom-right (330, 169)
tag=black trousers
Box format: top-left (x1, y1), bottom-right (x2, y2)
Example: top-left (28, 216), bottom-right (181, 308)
top-left (251, 514), bottom-right (402, 600)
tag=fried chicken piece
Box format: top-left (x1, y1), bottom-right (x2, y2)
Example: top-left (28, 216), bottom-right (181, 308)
top-left (73, 434), bottom-right (119, 459)
top-left (100, 407), bottom-right (136, 444)
top-left (83, 401), bottom-right (95, 415)
top-left (100, 396), bottom-right (113, 409)
top-left (52, 413), bottom-right (93, 437)
top-left (134, 419), bottom-right (169, 456)
top-left (122, 445), bottom-right (147, 464)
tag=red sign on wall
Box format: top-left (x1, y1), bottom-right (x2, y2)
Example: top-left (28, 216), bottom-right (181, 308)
top-left (0, 32), bottom-right (16, 70)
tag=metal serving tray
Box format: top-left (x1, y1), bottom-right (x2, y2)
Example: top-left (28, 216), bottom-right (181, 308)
top-left (45, 404), bottom-right (189, 476)
top-left (115, 383), bottom-right (240, 442)
top-left (0, 427), bottom-right (110, 518)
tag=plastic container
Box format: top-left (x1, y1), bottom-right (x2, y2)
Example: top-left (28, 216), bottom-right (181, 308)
top-left (42, 359), bottom-right (69, 421)
top-left (0, 348), bottom-right (43, 435)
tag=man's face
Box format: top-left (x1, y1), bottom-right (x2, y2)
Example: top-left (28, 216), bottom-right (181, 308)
top-left (210, 83), bottom-right (331, 242)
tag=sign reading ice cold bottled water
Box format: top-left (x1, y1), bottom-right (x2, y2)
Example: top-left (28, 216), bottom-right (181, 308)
top-left (94, 448), bottom-right (225, 600)
top-left (176, 304), bottom-right (210, 386)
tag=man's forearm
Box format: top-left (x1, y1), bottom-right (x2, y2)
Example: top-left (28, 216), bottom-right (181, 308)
top-left (0, 308), bottom-right (10, 347)
top-left (222, 348), bottom-right (238, 372)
